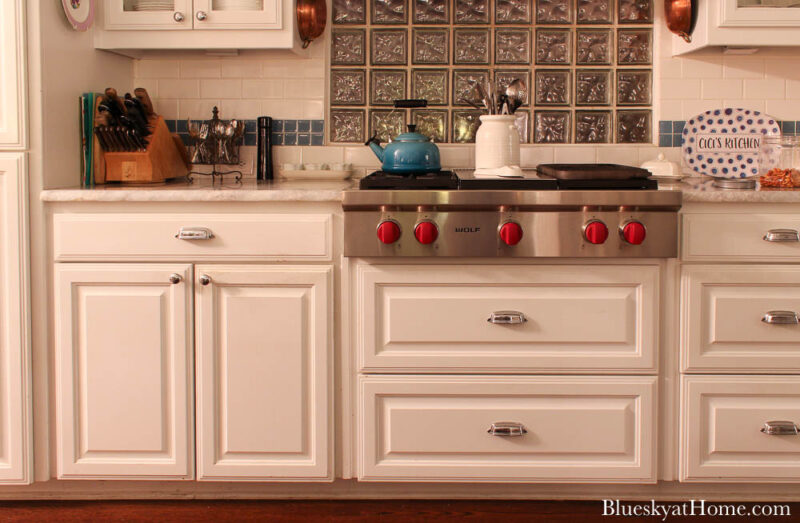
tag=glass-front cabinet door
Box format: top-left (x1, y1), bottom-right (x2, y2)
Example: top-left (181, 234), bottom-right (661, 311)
top-left (722, 0), bottom-right (800, 26)
top-left (105, 0), bottom-right (194, 30)
top-left (192, 0), bottom-right (282, 29)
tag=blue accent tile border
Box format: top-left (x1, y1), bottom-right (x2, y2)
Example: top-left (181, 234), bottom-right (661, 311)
top-left (166, 119), bottom-right (325, 147)
top-left (658, 119), bottom-right (800, 148)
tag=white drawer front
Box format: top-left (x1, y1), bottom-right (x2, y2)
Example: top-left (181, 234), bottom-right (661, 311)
top-left (682, 376), bottom-right (800, 482)
top-left (356, 264), bottom-right (659, 372)
top-left (683, 213), bottom-right (800, 262)
top-left (682, 266), bottom-right (800, 372)
top-left (53, 213), bottom-right (332, 262)
top-left (360, 376), bottom-right (657, 482)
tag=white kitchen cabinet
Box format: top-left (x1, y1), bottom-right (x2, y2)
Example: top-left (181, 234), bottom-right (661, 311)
top-left (54, 264), bottom-right (194, 480)
top-left (681, 375), bottom-right (800, 482)
top-left (682, 265), bottom-right (800, 373)
top-left (195, 265), bottom-right (332, 481)
top-left (96, 0), bottom-right (301, 53)
top-left (0, 154), bottom-right (30, 484)
top-left (673, 0), bottom-right (800, 54)
top-left (0, 0), bottom-right (26, 148)
top-left (355, 264), bottom-right (659, 373)
top-left (359, 375), bottom-right (658, 483)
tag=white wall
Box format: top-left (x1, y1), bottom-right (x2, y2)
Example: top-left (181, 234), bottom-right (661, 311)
top-left (37, 2), bottom-right (133, 189)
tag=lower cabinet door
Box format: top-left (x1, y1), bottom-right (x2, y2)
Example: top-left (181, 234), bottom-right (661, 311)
top-left (195, 265), bottom-right (332, 480)
top-left (359, 375), bottom-right (657, 483)
top-left (54, 264), bottom-right (193, 479)
top-left (682, 375), bottom-right (800, 482)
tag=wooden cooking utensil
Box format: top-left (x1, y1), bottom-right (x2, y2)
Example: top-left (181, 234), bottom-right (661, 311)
top-left (297, 0), bottom-right (326, 49)
top-left (665, 0), bottom-right (694, 43)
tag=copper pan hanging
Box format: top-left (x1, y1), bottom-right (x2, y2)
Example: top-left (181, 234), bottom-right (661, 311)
top-left (297, 0), bottom-right (327, 49)
top-left (665, 0), bottom-right (695, 43)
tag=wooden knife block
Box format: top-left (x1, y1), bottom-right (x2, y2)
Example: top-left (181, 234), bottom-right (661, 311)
top-left (102, 116), bottom-right (190, 184)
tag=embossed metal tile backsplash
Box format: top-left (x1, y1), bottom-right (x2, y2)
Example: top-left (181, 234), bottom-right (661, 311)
top-left (330, 0), bottom-right (653, 144)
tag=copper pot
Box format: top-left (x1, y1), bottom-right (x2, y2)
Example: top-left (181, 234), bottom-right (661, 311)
top-left (297, 0), bottom-right (326, 49)
top-left (665, 0), bottom-right (694, 43)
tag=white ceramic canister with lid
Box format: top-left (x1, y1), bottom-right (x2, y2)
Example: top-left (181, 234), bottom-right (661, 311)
top-left (474, 115), bottom-right (520, 172)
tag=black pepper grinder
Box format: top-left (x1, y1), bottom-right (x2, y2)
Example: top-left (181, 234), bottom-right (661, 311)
top-left (256, 116), bottom-right (273, 181)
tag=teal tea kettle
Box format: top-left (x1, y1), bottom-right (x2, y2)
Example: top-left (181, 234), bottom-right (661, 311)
top-left (366, 124), bottom-right (441, 174)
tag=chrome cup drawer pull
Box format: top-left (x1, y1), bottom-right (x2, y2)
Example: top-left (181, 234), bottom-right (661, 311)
top-left (763, 229), bottom-right (800, 242)
top-left (175, 227), bottom-right (214, 240)
top-left (762, 310), bottom-right (799, 325)
top-left (761, 420), bottom-right (800, 436)
top-left (488, 422), bottom-right (527, 437)
top-left (487, 311), bottom-right (527, 325)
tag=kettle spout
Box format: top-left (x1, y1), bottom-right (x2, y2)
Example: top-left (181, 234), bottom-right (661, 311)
top-left (365, 135), bottom-right (385, 162)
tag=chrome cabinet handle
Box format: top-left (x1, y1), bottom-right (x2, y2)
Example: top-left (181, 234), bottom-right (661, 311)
top-left (169, 273), bottom-right (182, 284)
top-left (173, 11), bottom-right (185, 22)
top-left (196, 10), bottom-right (208, 20)
top-left (761, 420), bottom-right (800, 435)
top-left (199, 275), bottom-right (211, 286)
top-left (487, 311), bottom-right (527, 324)
top-left (175, 227), bottom-right (214, 240)
top-left (763, 229), bottom-right (800, 242)
top-left (762, 310), bottom-right (799, 325)
top-left (488, 422), bottom-right (527, 437)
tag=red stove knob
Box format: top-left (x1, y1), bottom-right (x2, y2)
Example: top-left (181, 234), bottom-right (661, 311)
top-left (584, 220), bottom-right (609, 244)
top-left (499, 222), bottom-right (523, 246)
top-left (377, 220), bottom-right (401, 244)
top-left (621, 221), bottom-right (646, 245)
top-left (414, 221), bottom-right (438, 244)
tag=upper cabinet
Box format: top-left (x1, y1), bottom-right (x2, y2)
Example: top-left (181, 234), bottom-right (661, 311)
top-left (673, 0), bottom-right (800, 54)
top-left (95, 0), bottom-right (305, 54)
top-left (0, 0), bottom-right (26, 149)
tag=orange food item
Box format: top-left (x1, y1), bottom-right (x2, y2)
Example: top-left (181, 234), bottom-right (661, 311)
top-left (759, 168), bottom-right (800, 188)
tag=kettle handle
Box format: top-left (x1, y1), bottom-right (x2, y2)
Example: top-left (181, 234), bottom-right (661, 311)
top-left (365, 134), bottom-right (380, 146)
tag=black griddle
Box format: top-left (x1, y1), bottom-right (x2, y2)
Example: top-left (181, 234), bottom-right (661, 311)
top-left (537, 163), bottom-right (651, 180)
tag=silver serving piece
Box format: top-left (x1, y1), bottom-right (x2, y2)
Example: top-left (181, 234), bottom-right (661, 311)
top-left (187, 106), bottom-right (245, 182)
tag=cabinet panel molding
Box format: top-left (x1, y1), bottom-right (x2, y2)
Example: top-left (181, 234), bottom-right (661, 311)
top-left (55, 264), bottom-right (193, 479)
top-left (0, 153), bottom-right (31, 484)
top-left (195, 265), bottom-right (332, 481)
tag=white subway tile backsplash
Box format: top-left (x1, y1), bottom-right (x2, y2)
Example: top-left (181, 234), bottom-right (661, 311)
top-left (660, 78), bottom-right (701, 100)
top-left (553, 146), bottom-right (597, 163)
top-left (520, 146), bottom-right (554, 166)
top-left (218, 99), bottom-right (261, 118)
top-left (136, 59), bottom-right (180, 79)
top-left (179, 99), bottom-right (220, 119)
top-left (682, 99), bottom-right (723, 118)
top-left (723, 56), bottom-right (765, 79)
top-left (596, 146), bottom-right (639, 166)
top-left (701, 79), bottom-right (743, 100)
top-left (682, 56), bottom-right (723, 79)
top-left (180, 60), bottom-right (221, 79)
top-left (302, 100), bottom-right (325, 119)
top-left (159, 79), bottom-right (200, 99)
top-left (765, 99), bottom-right (800, 119)
top-left (242, 79), bottom-right (284, 99)
top-left (300, 146), bottom-right (345, 165)
top-left (784, 79), bottom-right (800, 99)
top-left (221, 60), bottom-right (263, 78)
top-left (155, 98), bottom-right (179, 119)
top-left (743, 79), bottom-right (785, 100)
top-left (200, 79), bottom-right (242, 99)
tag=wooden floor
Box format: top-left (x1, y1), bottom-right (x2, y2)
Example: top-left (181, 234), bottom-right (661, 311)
top-left (0, 500), bottom-right (798, 522)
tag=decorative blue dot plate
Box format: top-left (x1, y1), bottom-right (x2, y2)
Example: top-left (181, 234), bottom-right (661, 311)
top-left (681, 108), bottom-right (781, 179)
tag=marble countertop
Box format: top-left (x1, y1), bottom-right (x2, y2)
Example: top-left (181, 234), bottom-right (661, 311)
top-left (40, 178), bottom-right (357, 202)
top-left (679, 176), bottom-right (800, 203)
top-left (40, 175), bottom-right (800, 204)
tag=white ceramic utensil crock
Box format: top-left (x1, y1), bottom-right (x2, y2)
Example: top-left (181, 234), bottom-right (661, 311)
top-left (474, 115), bottom-right (520, 175)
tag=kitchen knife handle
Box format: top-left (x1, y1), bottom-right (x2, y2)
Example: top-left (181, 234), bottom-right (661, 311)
top-left (105, 88), bottom-right (127, 114)
top-left (134, 88), bottom-right (155, 118)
